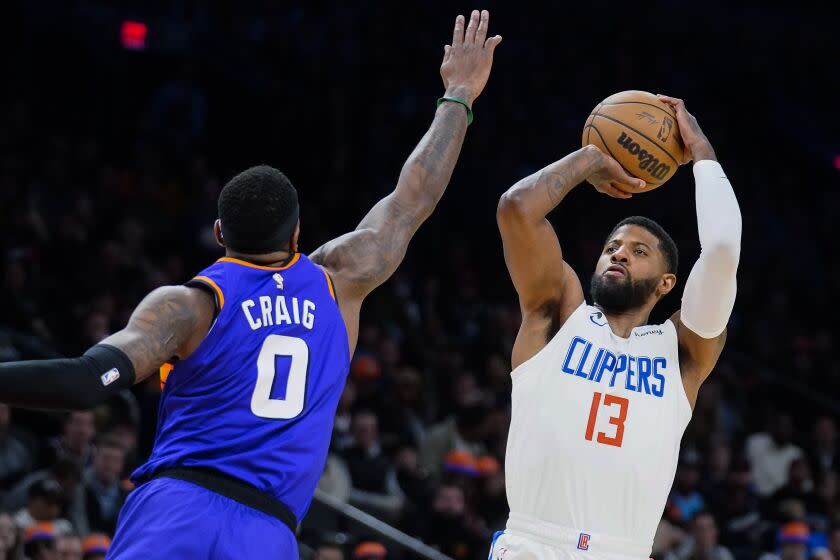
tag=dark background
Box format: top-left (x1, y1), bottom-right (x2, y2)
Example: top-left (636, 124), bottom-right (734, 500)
top-left (0, 1), bottom-right (839, 559)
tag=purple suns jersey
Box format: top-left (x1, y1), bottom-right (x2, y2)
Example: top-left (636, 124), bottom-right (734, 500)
top-left (132, 253), bottom-right (350, 522)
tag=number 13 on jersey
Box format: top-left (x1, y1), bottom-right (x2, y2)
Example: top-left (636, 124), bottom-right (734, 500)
top-left (584, 392), bottom-right (629, 447)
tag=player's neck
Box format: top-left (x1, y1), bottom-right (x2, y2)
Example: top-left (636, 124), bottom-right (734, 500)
top-left (596, 304), bottom-right (652, 338)
top-left (225, 249), bottom-right (296, 267)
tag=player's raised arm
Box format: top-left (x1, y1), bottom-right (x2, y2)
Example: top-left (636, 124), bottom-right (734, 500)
top-left (658, 95), bottom-right (742, 403)
top-left (0, 286), bottom-right (214, 410)
top-left (496, 146), bottom-right (644, 366)
top-left (311, 11), bottom-right (501, 304)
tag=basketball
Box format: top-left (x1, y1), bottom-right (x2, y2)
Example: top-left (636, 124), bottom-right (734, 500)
top-left (582, 90), bottom-right (685, 190)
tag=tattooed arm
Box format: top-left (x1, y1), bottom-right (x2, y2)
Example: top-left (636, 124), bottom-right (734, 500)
top-left (311, 10), bottom-right (501, 351)
top-left (0, 286), bottom-right (214, 410)
top-left (497, 146), bottom-right (644, 368)
top-left (100, 286), bottom-right (215, 380)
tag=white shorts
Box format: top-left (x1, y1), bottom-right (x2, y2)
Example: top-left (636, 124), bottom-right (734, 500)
top-left (489, 514), bottom-right (652, 560)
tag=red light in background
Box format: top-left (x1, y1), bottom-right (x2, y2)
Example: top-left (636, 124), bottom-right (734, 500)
top-left (834, 155), bottom-right (840, 171)
top-left (121, 21), bottom-right (147, 51)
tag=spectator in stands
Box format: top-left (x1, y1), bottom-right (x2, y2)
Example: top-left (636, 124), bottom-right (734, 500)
top-left (83, 437), bottom-right (127, 535)
top-left (770, 459), bottom-right (815, 519)
top-left (331, 380), bottom-right (357, 452)
top-left (715, 461), bottom-right (763, 557)
top-left (0, 404), bottom-right (33, 489)
top-left (420, 402), bottom-right (488, 479)
top-left (652, 518), bottom-right (687, 559)
top-left (414, 482), bottom-right (485, 560)
top-left (393, 445), bottom-right (432, 521)
top-left (701, 440), bottom-right (733, 506)
top-left (758, 521), bottom-right (811, 560)
top-left (0, 512), bottom-right (20, 560)
top-left (664, 510), bottom-right (735, 560)
top-left (81, 534), bottom-right (110, 560)
top-left (2, 459), bottom-right (86, 536)
top-left (667, 459), bottom-right (706, 525)
top-left (352, 541), bottom-right (387, 560)
top-left (55, 533), bottom-right (82, 560)
top-left (378, 366), bottom-right (427, 449)
top-left (809, 471), bottom-right (838, 528)
top-left (22, 521), bottom-right (56, 560)
top-left (341, 411), bottom-right (403, 522)
top-left (46, 412), bottom-right (96, 468)
top-left (476, 456), bottom-right (507, 531)
top-left (313, 540), bottom-right (345, 560)
top-left (746, 413), bottom-right (804, 497)
top-left (13, 480), bottom-right (72, 535)
top-left (316, 453), bottom-right (351, 504)
top-left (828, 526), bottom-right (840, 560)
top-left (808, 417), bottom-right (838, 475)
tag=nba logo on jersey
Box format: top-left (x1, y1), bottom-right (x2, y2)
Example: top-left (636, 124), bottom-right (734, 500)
top-left (577, 533), bottom-right (590, 551)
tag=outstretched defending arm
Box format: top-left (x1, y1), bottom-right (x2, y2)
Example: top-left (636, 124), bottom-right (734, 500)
top-left (497, 146), bottom-right (644, 368)
top-left (0, 286), bottom-right (215, 410)
top-left (311, 10), bottom-right (501, 350)
top-left (660, 95), bottom-right (742, 402)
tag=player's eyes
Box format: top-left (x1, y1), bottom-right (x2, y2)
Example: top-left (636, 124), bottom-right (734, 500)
top-left (635, 249), bottom-right (647, 256)
top-left (605, 246), bottom-right (617, 253)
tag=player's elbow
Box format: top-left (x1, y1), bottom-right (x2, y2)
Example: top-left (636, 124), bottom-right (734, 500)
top-left (702, 241), bottom-right (741, 275)
top-left (497, 189), bottom-right (528, 226)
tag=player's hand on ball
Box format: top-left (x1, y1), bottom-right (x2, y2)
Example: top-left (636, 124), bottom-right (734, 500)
top-left (656, 95), bottom-right (717, 163)
top-left (440, 10), bottom-right (502, 106)
top-left (584, 145), bottom-right (646, 198)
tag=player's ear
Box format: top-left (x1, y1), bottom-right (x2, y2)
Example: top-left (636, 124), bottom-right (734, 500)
top-left (290, 220), bottom-right (301, 253)
top-left (213, 220), bottom-right (225, 248)
top-left (658, 273), bottom-right (677, 298)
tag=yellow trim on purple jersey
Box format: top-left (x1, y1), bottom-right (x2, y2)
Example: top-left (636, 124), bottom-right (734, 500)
top-left (192, 276), bottom-right (225, 310)
top-left (217, 254), bottom-right (301, 271)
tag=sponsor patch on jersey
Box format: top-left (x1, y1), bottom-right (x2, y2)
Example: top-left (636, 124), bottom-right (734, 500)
top-left (634, 328), bottom-right (663, 337)
top-left (577, 533), bottom-right (590, 551)
top-left (100, 368), bottom-right (120, 386)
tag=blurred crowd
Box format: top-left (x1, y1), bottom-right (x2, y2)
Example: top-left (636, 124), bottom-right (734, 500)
top-left (1, 2), bottom-right (839, 560)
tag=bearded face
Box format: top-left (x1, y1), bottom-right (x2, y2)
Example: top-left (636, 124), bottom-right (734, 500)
top-left (590, 269), bottom-right (660, 313)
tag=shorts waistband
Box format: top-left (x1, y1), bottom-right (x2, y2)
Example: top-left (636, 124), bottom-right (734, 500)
top-left (150, 467), bottom-right (298, 535)
top-left (505, 513), bottom-right (650, 558)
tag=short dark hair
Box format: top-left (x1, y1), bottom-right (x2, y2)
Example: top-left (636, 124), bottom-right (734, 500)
top-left (607, 216), bottom-right (678, 274)
top-left (218, 165), bottom-right (299, 254)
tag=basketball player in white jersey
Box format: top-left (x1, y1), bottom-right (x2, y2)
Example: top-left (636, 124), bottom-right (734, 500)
top-left (491, 95), bottom-right (741, 560)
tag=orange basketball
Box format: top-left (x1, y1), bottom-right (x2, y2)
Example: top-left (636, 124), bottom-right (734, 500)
top-left (582, 90), bottom-right (685, 191)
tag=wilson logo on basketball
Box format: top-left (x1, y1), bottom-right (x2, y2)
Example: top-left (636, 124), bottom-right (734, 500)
top-left (616, 131), bottom-right (671, 180)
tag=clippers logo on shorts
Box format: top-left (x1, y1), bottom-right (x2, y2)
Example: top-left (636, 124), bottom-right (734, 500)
top-left (100, 368), bottom-right (120, 386)
top-left (577, 533), bottom-right (590, 551)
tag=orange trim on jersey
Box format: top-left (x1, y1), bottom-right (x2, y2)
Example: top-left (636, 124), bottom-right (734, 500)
top-left (192, 276), bottom-right (225, 309)
top-left (217, 253), bottom-right (301, 271)
top-left (159, 362), bottom-right (174, 389)
top-left (321, 267), bottom-right (336, 301)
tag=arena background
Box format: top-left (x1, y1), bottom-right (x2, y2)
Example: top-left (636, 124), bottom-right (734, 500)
top-left (1, 1), bottom-right (839, 559)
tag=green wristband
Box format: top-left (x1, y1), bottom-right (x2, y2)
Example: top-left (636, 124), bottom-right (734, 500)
top-left (436, 96), bottom-right (474, 125)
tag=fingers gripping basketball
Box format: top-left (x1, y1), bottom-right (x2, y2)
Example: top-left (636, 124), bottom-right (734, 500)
top-left (583, 91), bottom-right (685, 190)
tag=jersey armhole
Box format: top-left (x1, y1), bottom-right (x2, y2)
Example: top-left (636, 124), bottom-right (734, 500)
top-left (510, 301), bottom-right (588, 380)
top-left (319, 266), bottom-right (338, 305)
top-left (186, 276), bottom-right (224, 318)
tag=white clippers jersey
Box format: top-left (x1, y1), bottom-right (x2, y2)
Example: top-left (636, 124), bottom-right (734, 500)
top-left (505, 302), bottom-right (692, 554)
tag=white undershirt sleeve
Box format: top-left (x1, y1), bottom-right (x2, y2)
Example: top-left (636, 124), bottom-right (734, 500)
top-left (679, 160), bottom-right (742, 338)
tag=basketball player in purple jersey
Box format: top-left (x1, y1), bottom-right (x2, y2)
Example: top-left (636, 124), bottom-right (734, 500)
top-left (0, 11), bottom-right (501, 558)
